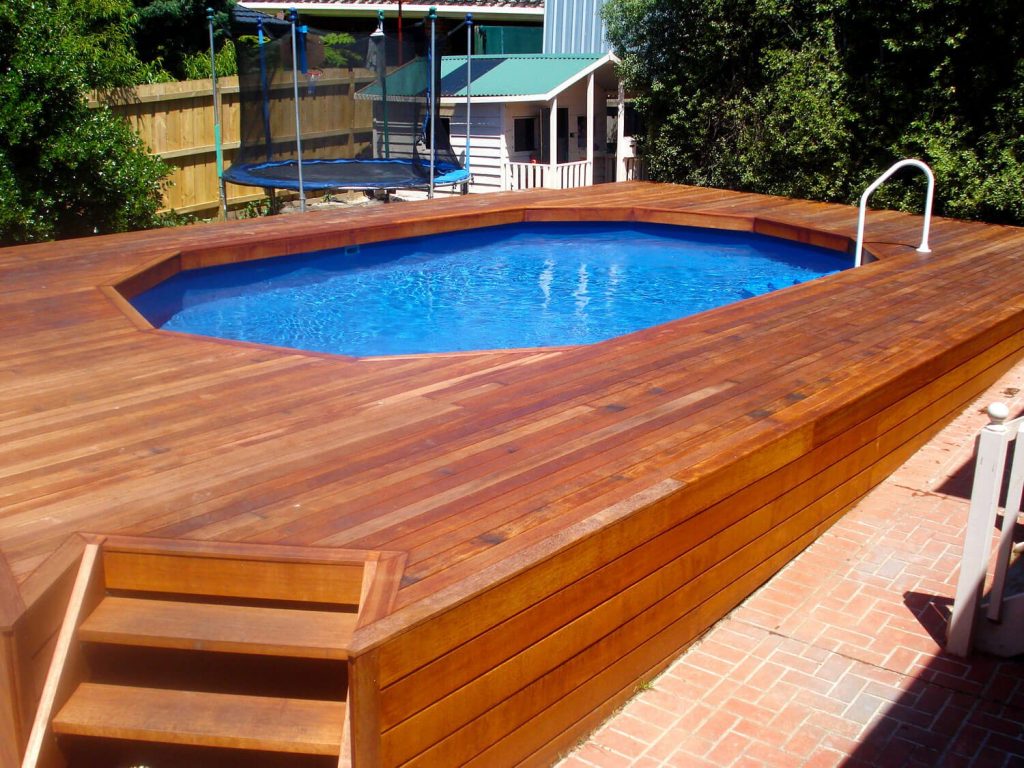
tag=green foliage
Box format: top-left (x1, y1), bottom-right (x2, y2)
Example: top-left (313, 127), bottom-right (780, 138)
top-left (181, 38), bottom-right (238, 80)
top-left (604, 0), bottom-right (1024, 225)
top-left (132, 0), bottom-right (234, 82)
top-left (0, 0), bottom-right (170, 243)
top-left (322, 32), bottom-right (358, 69)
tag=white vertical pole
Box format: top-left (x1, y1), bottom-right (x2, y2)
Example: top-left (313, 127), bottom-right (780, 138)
top-left (548, 95), bottom-right (558, 187)
top-left (586, 71), bottom-right (594, 186)
top-left (428, 6), bottom-right (437, 199)
top-left (615, 80), bottom-right (626, 182)
top-left (988, 420), bottom-right (1024, 620)
top-left (289, 7), bottom-right (306, 212)
top-left (947, 403), bottom-right (1011, 656)
top-left (464, 13), bottom-right (472, 189)
top-left (208, 8), bottom-right (228, 219)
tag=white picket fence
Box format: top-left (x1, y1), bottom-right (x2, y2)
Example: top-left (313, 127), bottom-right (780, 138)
top-left (947, 402), bottom-right (1024, 656)
top-left (502, 160), bottom-right (593, 192)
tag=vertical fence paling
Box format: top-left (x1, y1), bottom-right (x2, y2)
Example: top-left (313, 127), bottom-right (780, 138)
top-left (557, 160), bottom-right (590, 188)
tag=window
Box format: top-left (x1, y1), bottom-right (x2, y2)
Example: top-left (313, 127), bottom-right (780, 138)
top-left (513, 117), bottom-right (537, 153)
top-left (422, 117), bottom-right (451, 149)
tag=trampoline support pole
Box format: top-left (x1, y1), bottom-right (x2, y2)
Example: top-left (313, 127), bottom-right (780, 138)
top-left (257, 15), bottom-right (276, 212)
top-left (372, 11), bottom-right (389, 160)
top-left (208, 8), bottom-right (228, 219)
top-left (257, 15), bottom-right (272, 163)
top-left (429, 6), bottom-right (437, 200)
top-left (465, 12), bottom-right (472, 193)
top-left (289, 7), bottom-right (307, 212)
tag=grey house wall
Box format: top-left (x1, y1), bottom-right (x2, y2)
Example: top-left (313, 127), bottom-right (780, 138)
top-left (543, 0), bottom-right (610, 54)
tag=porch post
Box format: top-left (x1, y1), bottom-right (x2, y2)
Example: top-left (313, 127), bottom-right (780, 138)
top-left (586, 71), bottom-right (594, 186)
top-left (548, 95), bottom-right (558, 188)
top-left (616, 80), bottom-right (626, 182)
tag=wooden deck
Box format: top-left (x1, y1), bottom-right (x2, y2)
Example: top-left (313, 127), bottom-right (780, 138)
top-left (3, 182), bottom-right (1024, 767)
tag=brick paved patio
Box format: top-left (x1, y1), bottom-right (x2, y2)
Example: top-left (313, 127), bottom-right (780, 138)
top-left (559, 360), bottom-right (1024, 768)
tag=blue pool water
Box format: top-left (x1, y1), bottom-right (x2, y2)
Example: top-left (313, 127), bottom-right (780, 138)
top-left (132, 222), bottom-right (849, 356)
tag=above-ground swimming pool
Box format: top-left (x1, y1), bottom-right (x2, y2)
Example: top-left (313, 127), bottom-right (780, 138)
top-left (132, 222), bottom-right (850, 356)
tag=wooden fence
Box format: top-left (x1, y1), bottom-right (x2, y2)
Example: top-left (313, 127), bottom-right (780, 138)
top-left (90, 72), bottom-right (375, 217)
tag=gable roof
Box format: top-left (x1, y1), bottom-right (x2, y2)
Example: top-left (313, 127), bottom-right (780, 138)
top-left (438, 53), bottom-right (616, 101)
top-left (356, 52), bottom-right (620, 104)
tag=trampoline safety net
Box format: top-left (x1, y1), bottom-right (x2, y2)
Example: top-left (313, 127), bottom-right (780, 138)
top-left (225, 11), bottom-right (467, 193)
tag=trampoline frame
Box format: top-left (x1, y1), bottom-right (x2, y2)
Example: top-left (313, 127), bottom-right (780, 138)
top-left (212, 7), bottom-right (472, 213)
top-left (222, 158), bottom-right (470, 193)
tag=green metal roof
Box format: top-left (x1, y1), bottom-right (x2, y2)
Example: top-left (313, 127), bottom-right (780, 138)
top-left (440, 54), bottom-right (608, 98)
top-left (356, 53), bottom-right (611, 101)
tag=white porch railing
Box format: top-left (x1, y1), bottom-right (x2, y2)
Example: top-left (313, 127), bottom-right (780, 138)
top-left (503, 160), bottom-right (593, 192)
top-left (947, 403), bottom-right (1024, 657)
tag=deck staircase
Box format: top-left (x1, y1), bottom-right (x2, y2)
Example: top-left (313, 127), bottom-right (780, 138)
top-left (21, 537), bottom-right (383, 768)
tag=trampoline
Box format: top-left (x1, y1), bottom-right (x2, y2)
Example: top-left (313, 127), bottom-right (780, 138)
top-left (223, 158), bottom-right (468, 192)
top-left (217, 9), bottom-right (472, 204)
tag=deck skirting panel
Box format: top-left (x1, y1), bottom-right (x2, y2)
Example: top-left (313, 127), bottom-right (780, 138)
top-left (366, 321), bottom-right (1024, 767)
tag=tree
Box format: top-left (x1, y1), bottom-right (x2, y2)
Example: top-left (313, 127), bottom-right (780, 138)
top-left (133, 0), bottom-right (235, 81)
top-left (604, 0), bottom-right (1024, 225)
top-left (0, 0), bottom-right (170, 244)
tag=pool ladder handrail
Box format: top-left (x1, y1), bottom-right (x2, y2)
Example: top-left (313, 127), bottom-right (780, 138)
top-left (854, 158), bottom-right (935, 267)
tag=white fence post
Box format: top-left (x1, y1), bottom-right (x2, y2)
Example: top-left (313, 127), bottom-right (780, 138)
top-left (987, 418), bottom-right (1024, 621)
top-left (947, 403), bottom-right (1011, 656)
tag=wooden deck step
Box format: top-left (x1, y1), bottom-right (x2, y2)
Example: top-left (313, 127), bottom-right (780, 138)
top-left (53, 683), bottom-right (346, 755)
top-left (79, 596), bottom-right (355, 660)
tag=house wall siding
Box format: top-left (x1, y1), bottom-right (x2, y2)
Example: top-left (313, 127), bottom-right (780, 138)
top-left (448, 102), bottom-right (505, 193)
top-left (448, 75), bottom-right (612, 193)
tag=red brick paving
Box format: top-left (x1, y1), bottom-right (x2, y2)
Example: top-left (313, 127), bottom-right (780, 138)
top-left (559, 360), bottom-right (1024, 768)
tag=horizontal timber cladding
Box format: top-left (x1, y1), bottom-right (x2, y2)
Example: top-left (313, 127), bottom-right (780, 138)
top-left (359, 333), bottom-right (1024, 766)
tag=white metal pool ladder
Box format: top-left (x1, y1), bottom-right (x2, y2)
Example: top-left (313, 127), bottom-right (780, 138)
top-left (854, 158), bottom-right (935, 267)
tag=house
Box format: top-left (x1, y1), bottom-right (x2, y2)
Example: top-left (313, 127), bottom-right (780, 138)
top-left (238, 0), bottom-right (637, 195)
top-left (438, 52), bottom-right (624, 192)
top-left (354, 51), bottom-right (626, 193)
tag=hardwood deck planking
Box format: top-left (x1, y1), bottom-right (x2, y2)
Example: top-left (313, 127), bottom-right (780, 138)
top-left (375, 344), bottom-right (1016, 731)
top-left (5, 183), bottom-right (1024, 765)
top-left (384, 263), bottom-right (1016, 578)
top-left (360, 328), bottom-right (864, 562)
top-left (405, 327), bottom-right (1024, 614)
top-left (0, 189), bottom-right (1007, 569)
top-left (0, 215), bottom-right (1007, 573)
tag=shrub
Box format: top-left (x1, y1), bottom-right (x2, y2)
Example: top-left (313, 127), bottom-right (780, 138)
top-left (0, 0), bottom-right (170, 243)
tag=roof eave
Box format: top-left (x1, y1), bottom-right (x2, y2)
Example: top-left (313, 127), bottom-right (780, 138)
top-left (441, 94), bottom-right (545, 103)
top-left (239, 1), bottom-right (544, 20)
top-left (439, 52), bottom-right (622, 101)
top-left (538, 52), bottom-right (620, 101)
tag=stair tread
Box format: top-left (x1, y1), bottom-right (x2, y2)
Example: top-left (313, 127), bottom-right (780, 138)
top-left (53, 683), bottom-right (345, 755)
top-left (79, 596), bottom-right (354, 659)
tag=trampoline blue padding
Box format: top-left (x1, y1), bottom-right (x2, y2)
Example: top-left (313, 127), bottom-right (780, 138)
top-left (223, 158), bottom-right (469, 192)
